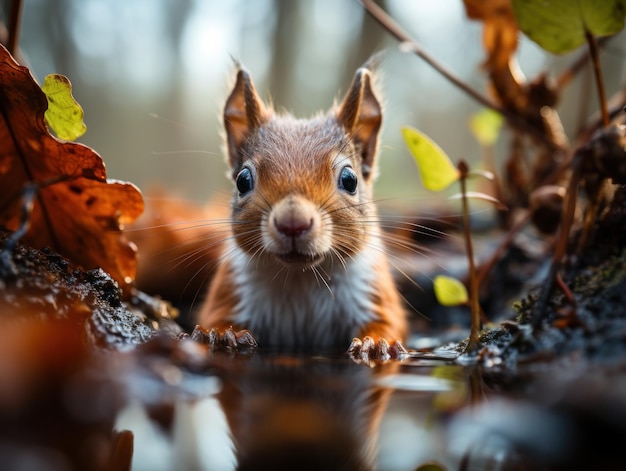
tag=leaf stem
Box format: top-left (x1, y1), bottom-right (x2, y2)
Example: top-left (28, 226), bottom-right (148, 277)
top-left (532, 151), bottom-right (583, 327)
top-left (557, 36), bottom-right (610, 89)
top-left (458, 161), bottom-right (481, 351)
top-left (585, 30), bottom-right (609, 127)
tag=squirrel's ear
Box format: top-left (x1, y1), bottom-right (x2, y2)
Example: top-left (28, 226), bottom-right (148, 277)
top-left (336, 67), bottom-right (382, 181)
top-left (224, 68), bottom-right (268, 168)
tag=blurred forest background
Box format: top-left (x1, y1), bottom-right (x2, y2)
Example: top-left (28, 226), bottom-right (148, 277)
top-left (3, 0), bottom-right (625, 209)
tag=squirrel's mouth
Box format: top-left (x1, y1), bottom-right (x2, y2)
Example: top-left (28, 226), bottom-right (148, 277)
top-left (275, 250), bottom-right (323, 266)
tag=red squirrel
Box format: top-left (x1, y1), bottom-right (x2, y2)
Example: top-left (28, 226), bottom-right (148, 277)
top-left (197, 60), bottom-right (407, 356)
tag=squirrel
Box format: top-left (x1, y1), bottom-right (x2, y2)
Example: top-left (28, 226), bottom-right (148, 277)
top-left (196, 60), bottom-right (408, 357)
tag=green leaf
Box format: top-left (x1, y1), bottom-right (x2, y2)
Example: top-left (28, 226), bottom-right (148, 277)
top-left (42, 74), bottom-right (86, 141)
top-left (433, 275), bottom-right (469, 307)
top-left (512, 0), bottom-right (626, 54)
top-left (469, 108), bottom-right (503, 146)
top-left (402, 126), bottom-right (460, 191)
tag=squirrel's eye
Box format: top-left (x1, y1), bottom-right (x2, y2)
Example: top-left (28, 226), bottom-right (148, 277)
top-left (236, 168), bottom-right (254, 195)
top-left (338, 166), bottom-right (358, 195)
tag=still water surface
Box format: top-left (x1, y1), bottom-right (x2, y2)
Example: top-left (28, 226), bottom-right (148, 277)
top-left (115, 345), bottom-right (525, 471)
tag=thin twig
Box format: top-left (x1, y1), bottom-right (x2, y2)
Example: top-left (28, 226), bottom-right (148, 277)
top-left (359, 0), bottom-right (565, 152)
top-left (0, 175), bottom-right (76, 279)
top-left (557, 36), bottom-right (611, 89)
top-left (7, 0), bottom-right (23, 56)
top-left (577, 91), bottom-right (626, 144)
top-left (0, 182), bottom-right (37, 278)
top-left (458, 161), bottom-right (481, 351)
top-left (476, 213), bottom-right (530, 288)
top-left (585, 30), bottom-right (610, 127)
top-left (360, 0), bottom-right (500, 113)
top-left (532, 151), bottom-right (583, 327)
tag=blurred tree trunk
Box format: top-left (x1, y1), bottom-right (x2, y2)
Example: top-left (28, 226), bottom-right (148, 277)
top-left (341, 0), bottom-right (389, 88)
top-left (44, 0), bottom-right (74, 76)
top-left (268, 0), bottom-right (301, 107)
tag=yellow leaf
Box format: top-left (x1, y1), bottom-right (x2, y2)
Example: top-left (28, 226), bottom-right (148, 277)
top-left (402, 126), bottom-right (460, 191)
top-left (433, 275), bottom-right (469, 306)
top-left (469, 108), bottom-right (503, 146)
top-left (42, 74), bottom-right (86, 141)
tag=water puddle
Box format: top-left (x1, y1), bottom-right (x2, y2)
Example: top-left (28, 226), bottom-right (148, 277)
top-left (114, 348), bottom-right (474, 471)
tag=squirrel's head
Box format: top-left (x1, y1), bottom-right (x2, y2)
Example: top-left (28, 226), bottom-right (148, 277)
top-left (222, 61), bottom-right (384, 269)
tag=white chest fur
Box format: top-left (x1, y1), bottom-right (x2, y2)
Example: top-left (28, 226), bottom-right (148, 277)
top-left (227, 239), bottom-right (382, 351)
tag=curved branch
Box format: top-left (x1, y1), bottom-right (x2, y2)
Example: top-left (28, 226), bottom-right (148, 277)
top-left (360, 0), bottom-right (566, 152)
top-left (360, 0), bottom-right (499, 112)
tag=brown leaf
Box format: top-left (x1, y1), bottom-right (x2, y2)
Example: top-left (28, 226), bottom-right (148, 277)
top-left (0, 44), bottom-right (143, 292)
top-left (464, 0), bottom-right (519, 71)
top-left (463, 0), bottom-right (527, 113)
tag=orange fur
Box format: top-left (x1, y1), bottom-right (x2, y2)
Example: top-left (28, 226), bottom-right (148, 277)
top-left (197, 63), bottom-right (407, 352)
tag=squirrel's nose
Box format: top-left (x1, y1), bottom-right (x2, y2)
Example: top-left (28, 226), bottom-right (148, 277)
top-left (274, 215), bottom-right (313, 237)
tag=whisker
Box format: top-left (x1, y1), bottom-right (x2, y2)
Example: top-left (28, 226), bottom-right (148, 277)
top-left (186, 259), bottom-right (219, 313)
top-left (399, 291), bottom-right (430, 321)
top-left (330, 225), bottom-right (447, 290)
top-left (331, 136), bottom-right (356, 171)
top-left (126, 218), bottom-right (232, 233)
top-left (312, 265), bottom-right (334, 298)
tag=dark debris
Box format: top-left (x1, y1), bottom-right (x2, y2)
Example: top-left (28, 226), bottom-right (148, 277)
top-left (0, 230), bottom-right (154, 348)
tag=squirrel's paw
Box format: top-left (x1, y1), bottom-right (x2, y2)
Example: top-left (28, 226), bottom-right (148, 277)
top-left (347, 336), bottom-right (407, 363)
top-left (189, 325), bottom-right (258, 351)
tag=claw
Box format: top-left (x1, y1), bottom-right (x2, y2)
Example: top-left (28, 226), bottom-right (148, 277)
top-left (347, 337), bottom-right (363, 355)
top-left (360, 336), bottom-right (375, 357)
top-left (223, 327), bottom-right (237, 349)
top-left (347, 336), bottom-right (408, 363)
top-left (190, 325), bottom-right (210, 343)
top-left (388, 340), bottom-right (408, 359)
top-left (235, 329), bottom-right (258, 349)
top-left (208, 327), bottom-right (220, 345)
top-left (189, 325), bottom-right (258, 353)
top-left (374, 338), bottom-right (390, 362)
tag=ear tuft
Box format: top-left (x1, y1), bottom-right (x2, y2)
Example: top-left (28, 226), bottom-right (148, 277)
top-left (224, 67), bottom-right (268, 169)
top-left (336, 64), bottom-right (382, 181)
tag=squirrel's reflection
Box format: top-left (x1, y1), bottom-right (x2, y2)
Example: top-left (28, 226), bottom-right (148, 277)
top-left (213, 354), bottom-right (396, 471)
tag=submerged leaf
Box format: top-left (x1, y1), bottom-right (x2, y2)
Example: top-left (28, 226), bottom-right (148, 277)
top-left (0, 45), bottom-right (143, 292)
top-left (469, 108), bottom-right (504, 146)
top-left (512, 0), bottom-right (626, 54)
top-left (434, 275), bottom-right (469, 307)
top-left (402, 126), bottom-right (460, 191)
top-left (42, 74), bottom-right (87, 141)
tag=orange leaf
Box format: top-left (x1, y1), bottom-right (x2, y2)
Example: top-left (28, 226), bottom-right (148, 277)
top-left (0, 45), bottom-right (143, 292)
top-left (463, 0), bottom-right (527, 113)
top-left (464, 0), bottom-right (519, 70)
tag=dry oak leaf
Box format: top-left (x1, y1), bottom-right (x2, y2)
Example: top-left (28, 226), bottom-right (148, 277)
top-left (463, 0), bottom-right (528, 114)
top-left (0, 44), bottom-right (143, 292)
top-left (464, 0), bottom-right (519, 70)
top-left (464, 0), bottom-right (560, 144)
